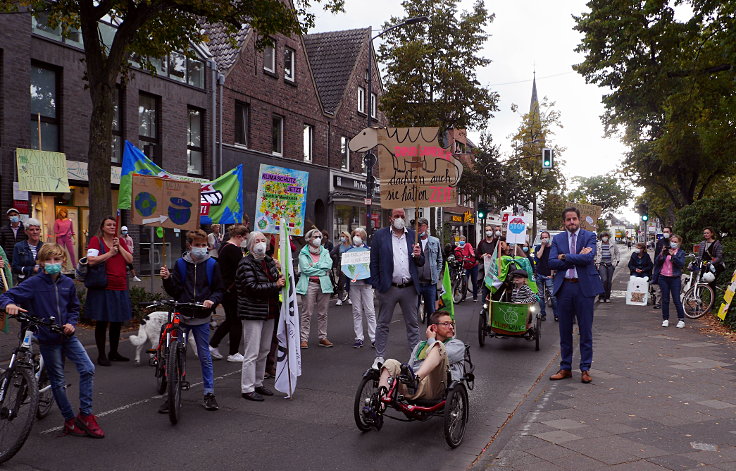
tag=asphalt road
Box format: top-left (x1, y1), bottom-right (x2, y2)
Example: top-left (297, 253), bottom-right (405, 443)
top-left (6, 275), bottom-right (584, 471)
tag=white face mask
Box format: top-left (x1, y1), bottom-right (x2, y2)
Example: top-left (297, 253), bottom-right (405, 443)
top-left (339, 237), bottom-right (346, 243)
top-left (495, 230), bottom-right (501, 237)
top-left (663, 233), bottom-right (670, 239)
top-left (392, 217), bottom-right (406, 231)
top-left (670, 242), bottom-right (679, 249)
top-left (602, 237), bottom-right (609, 242)
top-left (191, 247), bottom-right (207, 260)
top-left (353, 236), bottom-right (363, 246)
top-left (541, 238), bottom-right (549, 245)
top-left (253, 242), bottom-right (267, 255)
top-left (311, 237), bottom-right (322, 247)
top-left (485, 231), bottom-right (493, 238)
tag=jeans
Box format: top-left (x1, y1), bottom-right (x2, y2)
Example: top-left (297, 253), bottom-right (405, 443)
top-left (39, 337), bottom-right (95, 421)
top-left (182, 322), bottom-right (215, 394)
top-left (418, 282), bottom-right (437, 319)
top-left (658, 275), bottom-right (685, 320)
top-left (535, 274), bottom-right (557, 317)
top-left (597, 262), bottom-right (615, 300)
top-left (465, 265), bottom-right (479, 300)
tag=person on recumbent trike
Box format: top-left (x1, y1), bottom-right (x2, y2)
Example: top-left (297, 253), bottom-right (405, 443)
top-left (377, 311), bottom-right (465, 401)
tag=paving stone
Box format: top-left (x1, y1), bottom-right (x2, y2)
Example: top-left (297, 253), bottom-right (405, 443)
top-left (532, 430), bottom-right (583, 444)
top-left (646, 453), bottom-right (704, 470)
top-left (697, 400), bottom-right (736, 409)
top-left (526, 444), bottom-right (576, 461)
top-left (541, 418), bottom-right (589, 430)
top-left (605, 460), bottom-right (672, 470)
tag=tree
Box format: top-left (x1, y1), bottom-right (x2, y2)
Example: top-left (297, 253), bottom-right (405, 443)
top-left (567, 174), bottom-right (630, 214)
top-left (457, 132), bottom-right (518, 213)
top-left (378, 0), bottom-right (498, 132)
top-left (1, 0), bottom-right (343, 233)
top-left (539, 191), bottom-right (568, 231)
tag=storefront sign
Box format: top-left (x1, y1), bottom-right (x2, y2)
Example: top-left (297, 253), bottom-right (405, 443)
top-left (450, 215), bottom-right (463, 223)
top-left (66, 160), bottom-right (122, 185)
top-left (463, 211), bottom-right (475, 224)
top-left (131, 175), bottom-right (201, 230)
top-left (334, 175), bottom-right (367, 192)
top-left (16, 148), bottom-right (70, 193)
top-left (12, 201), bottom-right (30, 215)
top-left (255, 164), bottom-right (309, 235)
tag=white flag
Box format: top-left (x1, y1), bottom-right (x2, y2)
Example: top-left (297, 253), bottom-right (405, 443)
top-left (275, 221), bottom-right (302, 397)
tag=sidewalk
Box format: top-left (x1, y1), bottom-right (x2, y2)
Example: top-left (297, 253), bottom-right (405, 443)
top-left (473, 260), bottom-right (736, 470)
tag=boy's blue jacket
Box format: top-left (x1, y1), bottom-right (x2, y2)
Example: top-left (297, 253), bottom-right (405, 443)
top-left (0, 272), bottom-right (79, 344)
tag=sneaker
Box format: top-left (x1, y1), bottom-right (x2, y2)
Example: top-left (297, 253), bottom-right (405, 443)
top-left (255, 386), bottom-right (274, 396)
top-left (76, 413), bottom-right (105, 439)
top-left (319, 338), bottom-right (334, 348)
top-left (203, 393), bottom-right (219, 411)
top-left (64, 417), bottom-right (86, 437)
top-left (133, 276), bottom-right (142, 282)
top-left (300, 341), bottom-right (309, 349)
top-left (209, 346), bottom-right (223, 360)
top-left (676, 320), bottom-right (685, 329)
top-left (336, 299), bottom-right (343, 306)
top-left (227, 353), bottom-right (244, 362)
top-left (347, 298), bottom-right (352, 305)
top-left (242, 391), bottom-right (264, 401)
top-left (353, 339), bottom-right (364, 348)
top-left (372, 356), bottom-right (384, 370)
top-left (662, 320), bottom-right (669, 327)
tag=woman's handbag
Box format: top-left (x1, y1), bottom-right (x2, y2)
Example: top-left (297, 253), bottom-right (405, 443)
top-left (82, 238), bottom-right (108, 289)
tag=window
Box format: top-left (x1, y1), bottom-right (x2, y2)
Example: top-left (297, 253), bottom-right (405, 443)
top-left (370, 92), bottom-right (377, 118)
top-left (111, 88), bottom-right (124, 164)
top-left (32, 13), bottom-right (83, 47)
top-left (264, 43), bottom-right (276, 73)
top-left (187, 107), bottom-right (204, 175)
top-left (357, 87), bottom-right (366, 114)
top-left (303, 124), bottom-right (314, 162)
top-left (284, 47), bottom-right (295, 82)
top-left (30, 64), bottom-right (59, 151)
top-left (234, 101), bottom-right (249, 147)
top-left (340, 136), bottom-right (349, 170)
top-left (169, 52), bottom-right (187, 83)
top-left (138, 93), bottom-right (160, 164)
top-left (271, 115), bottom-right (283, 155)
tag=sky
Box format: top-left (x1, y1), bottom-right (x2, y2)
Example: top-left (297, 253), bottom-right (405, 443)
top-left (308, 0), bottom-right (640, 223)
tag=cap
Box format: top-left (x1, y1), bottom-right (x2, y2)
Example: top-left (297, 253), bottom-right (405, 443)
top-left (6, 208), bottom-right (19, 215)
top-left (510, 269), bottom-right (528, 279)
top-left (121, 226), bottom-right (128, 231)
top-left (417, 217), bottom-right (429, 226)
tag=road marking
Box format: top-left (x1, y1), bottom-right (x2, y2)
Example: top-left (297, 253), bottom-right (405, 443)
top-left (40, 369), bottom-right (241, 434)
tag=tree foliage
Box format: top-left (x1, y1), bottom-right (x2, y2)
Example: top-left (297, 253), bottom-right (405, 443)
top-left (0, 0), bottom-right (343, 233)
top-left (378, 0), bottom-right (498, 131)
top-left (567, 173), bottom-right (630, 214)
top-left (539, 191), bottom-right (568, 231)
top-left (457, 132), bottom-right (518, 213)
top-left (574, 0), bottom-right (736, 210)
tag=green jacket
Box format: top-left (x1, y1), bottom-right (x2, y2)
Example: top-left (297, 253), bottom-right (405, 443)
top-left (296, 245), bottom-right (334, 295)
top-left (0, 246), bottom-right (12, 290)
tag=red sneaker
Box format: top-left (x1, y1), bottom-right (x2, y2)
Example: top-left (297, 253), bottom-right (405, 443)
top-left (64, 417), bottom-right (86, 437)
top-left (76, 413), bottom-right (105, 439)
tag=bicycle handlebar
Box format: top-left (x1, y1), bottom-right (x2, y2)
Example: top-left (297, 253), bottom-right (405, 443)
top-left (4, 310), bottom-right (65, 334)
top-left (144, 300), bottom-right (207, 311)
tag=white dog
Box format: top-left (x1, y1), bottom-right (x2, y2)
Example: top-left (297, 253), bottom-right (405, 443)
top-left (129, 312), bottom-right (199, 365)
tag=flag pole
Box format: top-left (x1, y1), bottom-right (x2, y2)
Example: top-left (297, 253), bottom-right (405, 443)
top-left (280, 219), bottom-right (293, 399)
top-left (37, 113), bottom-right (47, 242)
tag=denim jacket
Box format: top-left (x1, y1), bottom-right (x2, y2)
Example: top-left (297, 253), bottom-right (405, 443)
top-left (12, 240), bottom-right (44, 280)
top-left (654, 248), bottom-right (685, 278)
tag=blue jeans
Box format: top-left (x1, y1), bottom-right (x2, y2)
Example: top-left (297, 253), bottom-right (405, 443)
top-left (658, 275), bottom-right (685, 320)
top-left (182, 323), bottom-right (214, 394)
top-left (418, 282), bottom-right (437, 318)
top-left (465, 265), bottom-right (479, 300)
top-left (39, 337), bottom-right (95, 421)
top-left (535, 274), bottom-right (557, 317)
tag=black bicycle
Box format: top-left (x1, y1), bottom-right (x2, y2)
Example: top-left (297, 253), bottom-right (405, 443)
top-left (0, 310), bottom-right (63, 464)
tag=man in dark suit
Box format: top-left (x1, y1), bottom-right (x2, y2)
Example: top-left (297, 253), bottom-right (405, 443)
top-left (548, 207), bottom-right (603, 384)
top-left (369, 208), bottom-right (424, 369)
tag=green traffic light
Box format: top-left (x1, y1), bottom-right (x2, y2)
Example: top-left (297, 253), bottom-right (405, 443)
top-left (642, 214), bottom-right (649, 221)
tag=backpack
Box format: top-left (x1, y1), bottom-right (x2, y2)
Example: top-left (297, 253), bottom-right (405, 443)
top-left (176, 257), bottom-right (216, 286)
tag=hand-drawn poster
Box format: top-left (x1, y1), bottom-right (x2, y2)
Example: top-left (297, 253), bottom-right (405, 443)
top-left (506, 217), bottom-right (528, 245)
top-left (131, 175), bottom-right (200, 230)
top-left (254, 164), bottom-right (309, 235)
top-left (341, 248), bottom-right (371, 280)
top-left (16, 148), bottom-right (70, 193)
top-left (372, 128), bottom-right (464, 209)
top-left (568, 202), bottom-right (602, 232)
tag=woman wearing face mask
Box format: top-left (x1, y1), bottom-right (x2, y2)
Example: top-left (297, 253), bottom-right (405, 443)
top-left (346, 228), bottom-right (375, 348)
top-left (235, 231), bottom-right (285, 401)
top-left (331, 231), bottom-right (353, 306)
top-left (628, 242), bottom-right (653, 279)
top-left (454, 235), bottom-right (479, 302)
top-left (654, 234), bottom-right (686, 328)
top-left (594, 232), bottom-right (620, 303)
top-left (296, 228), bottom-right (334, 348)
top-left (85, 217), bottom-right (133, 366)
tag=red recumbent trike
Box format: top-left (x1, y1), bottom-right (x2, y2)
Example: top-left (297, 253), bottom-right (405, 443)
top-left (353, 345), bottom-right (474, 448)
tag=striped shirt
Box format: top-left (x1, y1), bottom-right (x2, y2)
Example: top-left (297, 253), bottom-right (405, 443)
top-left (600, 243), bottom-right (611, 262)
top-left (511, 284), bottom-right (537, 304)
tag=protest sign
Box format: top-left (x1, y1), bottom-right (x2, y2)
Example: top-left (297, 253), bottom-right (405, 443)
top-left (716, 270), bottom-right (736, 320)
top-left (375, 127), bottom-right (463, 209)
top-left (341, 248), bottom-right (371, 280)
top-left (16, 148), bottom-right (70, 193)
top-left (506, 216), bottom-right (528, 245)
top-left (568, 202), bottom-right (602, 232)
top-left (130, 175), bottom-right (200, 230)
top-left (254, 164), bottom-right (309, 235)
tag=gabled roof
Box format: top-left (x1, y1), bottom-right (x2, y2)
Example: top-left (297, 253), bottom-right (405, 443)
top-left (304, 28), bottom-right (368, 114)
top-left (202, 23), bottom-right (251, 73)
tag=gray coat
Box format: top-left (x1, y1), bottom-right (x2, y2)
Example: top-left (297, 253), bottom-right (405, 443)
top-left (420, 235), bottom-right (443, 285)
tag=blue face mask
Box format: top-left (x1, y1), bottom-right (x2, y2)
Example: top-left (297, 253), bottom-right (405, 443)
top-left (191, 247), bottom-right (208, 260)
top-left (670, 242), bottom-right (679, 249)
top-left (9, 216), bottom-right (19, 224)
top-left (458, 241), bottom-right (466, 247)
top-left (44, 263), bottom-right (62, 275)
top-left (522, 246), bottom-right (529, 253)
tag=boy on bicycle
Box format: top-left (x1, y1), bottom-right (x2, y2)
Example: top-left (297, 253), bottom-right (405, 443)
top-left (0, 244), bottom-right (103, 438)
top-left (160, 229), bottom-right (224, 412)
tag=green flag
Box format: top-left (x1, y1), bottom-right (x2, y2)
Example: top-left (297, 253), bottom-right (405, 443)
top-left (437, 261), bottom-right (455, 320)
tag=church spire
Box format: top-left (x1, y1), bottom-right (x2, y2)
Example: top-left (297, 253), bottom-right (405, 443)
top-left (530, 70), bottom-right (539, 114)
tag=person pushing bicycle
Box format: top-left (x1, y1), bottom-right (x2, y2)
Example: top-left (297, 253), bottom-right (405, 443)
top-left (0, 243), bottom-right (103, 438)
top-left (160, 229), bottom-right (224, 412)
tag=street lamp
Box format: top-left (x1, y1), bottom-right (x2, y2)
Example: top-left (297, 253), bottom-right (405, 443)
top-left (364, 15), bottom-right (429, 238)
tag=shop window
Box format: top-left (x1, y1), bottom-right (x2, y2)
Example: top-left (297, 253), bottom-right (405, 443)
top-left (340, 136), bottom-right (349, 170)
top-left (272, 115), bottom-right (283, 156)
top-left (235, 101), bottom-right (249, 147)
top-left (187, 107), bottom-right (204, 175)
top-left (284, 47), bottom-right (295, 82)
top-left (303, 124), bottom-right (313, 162)
top-left (30, 63), bottom-right (60, 151)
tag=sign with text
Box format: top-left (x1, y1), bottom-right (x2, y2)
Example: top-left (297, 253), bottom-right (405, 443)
top-left (16, 148), bottom-right (70, 193)
top-left (376, 127), bottom-right (463, 209)
top-left (131, 175), bottom-right (200, 230)
top-left (506, 217), bottom-right (528, 244)
top-left (341, 248), bottom-right (371, 280)
top-left (716, 270), bottom-right (736, 320)
top-left (567, 202), bottom-right (602, 232)
top-left (254, 164), bottom-right (309, 235)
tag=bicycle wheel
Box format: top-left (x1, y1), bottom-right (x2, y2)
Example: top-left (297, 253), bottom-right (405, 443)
top-left (417, 298), bottom-right (426, 325)
top-left (167, 340), bottom-right (184, 425)
top-left (353, 372), bottom-right (380, 432)
top-left (443, 383), bottom-right (468, 448)
top-left (36, 368), bottom-right (54, 420)
top-left (477, 312), bottom-right (486, 347)
top-left (453, 276), bottom-right (465, 304)
top-left (155, 346), bottom-right (167, 395)
top-left (683, 284), bottom-right (714, 319)
top-left (0, 367), bottom-right (39, 464)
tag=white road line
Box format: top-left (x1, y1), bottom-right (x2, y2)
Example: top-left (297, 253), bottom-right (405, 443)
top-left (40, 369), bottom-right (241, 434)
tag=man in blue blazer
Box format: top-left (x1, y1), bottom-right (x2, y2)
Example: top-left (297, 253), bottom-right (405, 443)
top-left (548, 207), bottom-right (604, 383)
top-left (369, 208), bottom-right (425, 369)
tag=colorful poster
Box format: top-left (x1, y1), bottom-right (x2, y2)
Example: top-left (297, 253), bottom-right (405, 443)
top-left (341, 248), bottom-right (371, 280)
top-left (16, 148), bottom-right (70, 193)
top-left (130, 175), bottom-right (200, 230)
top-left (568, 201), bottom-right (602, 232)
top-left (118, 140), bottom-right (243, 224)
top-left (507, 216), bottom-right (527, 245)
top-left (254, 164), bottom-right (309, 235)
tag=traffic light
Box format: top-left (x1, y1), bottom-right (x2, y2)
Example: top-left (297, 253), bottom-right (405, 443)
top-left (542, 148), bottom-right (554, 169)
top-left (477, 202), bottom-right (488, 220)
top-left (641, 214), bottom-right (649, 221)
top-left (638, 202), bottom-right (649, 221)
